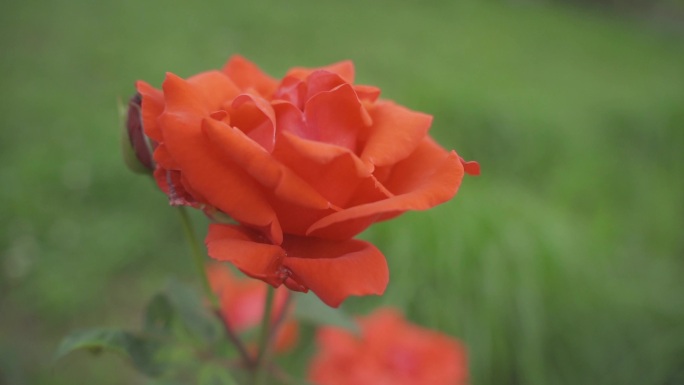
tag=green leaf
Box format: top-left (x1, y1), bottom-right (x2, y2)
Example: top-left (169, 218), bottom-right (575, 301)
top-left (292, 292), bottom-right (359, 333)
top-left (55, 329), bottom-right (165, 377)
top-left (165, 278), bottom-right (222, 343)
top-left (144, 293), bottom-right (175, 336)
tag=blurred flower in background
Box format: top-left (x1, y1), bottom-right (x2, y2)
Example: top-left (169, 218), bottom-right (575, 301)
top-left (309, 308), bottom-right (468, 385)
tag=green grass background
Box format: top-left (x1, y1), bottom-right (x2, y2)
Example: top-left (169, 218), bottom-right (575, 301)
top-left (1, 0), bottom-right (683, 384)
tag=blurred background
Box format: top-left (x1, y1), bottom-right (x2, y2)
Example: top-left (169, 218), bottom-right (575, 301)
top-left (1, 0), bottom-right (683, 384)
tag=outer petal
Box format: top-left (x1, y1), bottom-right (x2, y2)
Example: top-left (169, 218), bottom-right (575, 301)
top-left (285, 60), bottom-right (355, 84)
top-left (354, 85), bottom-right (381, 102)
top-left (202, 118), bottom-right (331, 210)
top-left (206, 224), bottom-right (285, 285)
top-left (160, 73), bottom-right (282, 242)
top-left (281, 236), bottom-right (389, 308)
top-left (135, 81), bottom-right (164, 142)
top-left (361, 101), bottom-right (432, 168)
top-left (153, 168), bottom-right (198, 207)
top-left (307, 138), bottom-right (464, 239)
top-left (461, 158), bottom-right (481, 176)
top-left (222, 55), bottom-right (278, 97)
top-left (187, 70), bottom-right (242, 111)
top-left (206, 225), bottom-right (388, 307)
top-left (379, 138), bottom-right (464, 197)
top-left (151, 142), bottom-right (179, 170)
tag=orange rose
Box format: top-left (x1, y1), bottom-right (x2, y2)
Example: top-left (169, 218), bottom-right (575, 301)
top-left (135, 56), bottom-right (478, 307)
top-left (308, 308), bottom-right (468, 385)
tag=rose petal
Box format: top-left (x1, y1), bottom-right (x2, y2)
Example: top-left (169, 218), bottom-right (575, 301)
top-left (275, 132), bottom-right (369, 176)
top-left (380, 138), bottom-right (463, 196)
top-left (461, 159), bottom-right (480, 176)
top-left (273, 132), bottom-right (389, 209)
top-left (361, 101), bottom-right (432, 168)
top-left (151, 142), bottom-right (179, 169)
top-left (304, 71), bottom-right (348, 100)
top-left (306, 138), bottom-right (464, 239)
top-left (160, 73), bottom-right (282, 243)
top-left (230, 93), bottom-right (276, 152)
top-left (206, 224), bottom-right (285, 285)
top-left (353, 85), bottom-right (381, 102)
top-left (362, 309), bottom-right (468, 384)
top-left (202, 118), bottom-right (331, 210)
top-left (187, 70), bottom-right (242, 111)
top-left (153, 168), bottom-right (198, 207)
top-left (316, 327), bottom-right (361, 357)
top-left (161, 72), bottom-right (210, 116)
top-left (281, 236), bottom-right (389, 308)
top-left (272, 76), bottom-right (308, 110)
top-left (272, 101), bottom-right (311, 138)
top-left (311, 308), bottom-right (468, 385)
top-left (264, 199), bottom-right (335, 237)
top-left (207, 224), bottom-right (388, 308)
top-left (222, 55), bottom-right (279, 97)
top-left (285, 60), bottom-right (355, 84)
top-left (304, 83), bottom-right (370, 151)
top-left (161, 71), bottom-right (239, 117)
top-left (135, 81), bottom-right (164, 142)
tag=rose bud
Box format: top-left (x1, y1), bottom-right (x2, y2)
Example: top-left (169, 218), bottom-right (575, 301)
top-left (120, 92), bottom-right (155, 174)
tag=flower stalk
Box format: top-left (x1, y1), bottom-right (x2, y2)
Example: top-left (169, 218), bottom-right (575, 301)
top-left (176, 206), bottom-right (219, 310)
top-left (252, 285), bottom-right (276, 385)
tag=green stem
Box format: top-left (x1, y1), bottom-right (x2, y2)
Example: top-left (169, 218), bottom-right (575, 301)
top-left (252, 285), bottom-right (276, 385)
top-left (176, 206), bottom-right (219, 309)
top-left (215, 309), bottom-right (254, 367)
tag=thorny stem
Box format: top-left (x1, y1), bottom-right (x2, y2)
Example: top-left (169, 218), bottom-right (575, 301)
top-left (176, 206), bottom-right (284, 381)
top-left (252, 285), bottom-right (276, 385)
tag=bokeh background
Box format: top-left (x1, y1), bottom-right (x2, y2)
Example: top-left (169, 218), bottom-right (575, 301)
top-left (2, 0), bottom-right (683, 384)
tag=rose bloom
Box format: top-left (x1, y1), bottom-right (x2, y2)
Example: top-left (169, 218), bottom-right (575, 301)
top-left (206, 263), bottom-right (297, 353)
top-left (133, 56), bottom-right (478, 307)
top-left (308, 308), bottom-right (468, 385)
